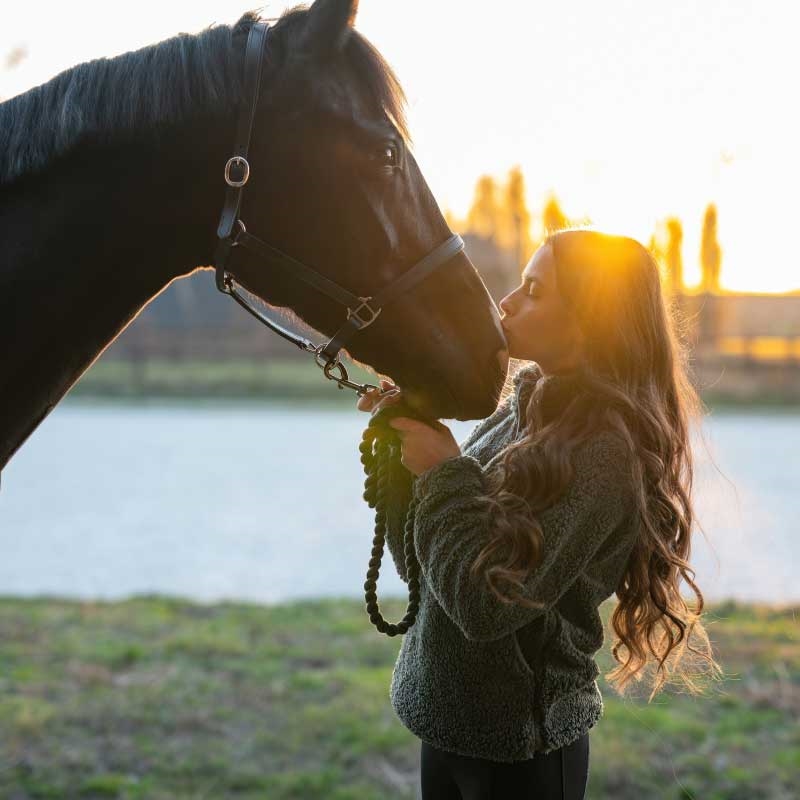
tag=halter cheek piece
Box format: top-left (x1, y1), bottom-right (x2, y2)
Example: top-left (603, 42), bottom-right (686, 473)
top-left (213, 21), bottom-right (465, 395)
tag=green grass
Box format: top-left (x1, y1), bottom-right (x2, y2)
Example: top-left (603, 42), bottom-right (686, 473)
top-left (68, 357), bottom-right (800, 408)
top-left (68, 358), bottom-right (385, 403)
top-left (0, 596), bottom-right (797, 799)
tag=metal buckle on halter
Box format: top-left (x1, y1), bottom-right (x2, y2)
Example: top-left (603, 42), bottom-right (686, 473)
top-left (224, 156), bottom-right (250, 188)
top-left (346, 297), bottom-right (381, 329)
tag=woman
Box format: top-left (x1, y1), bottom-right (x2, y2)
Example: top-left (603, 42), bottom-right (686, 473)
top-left (357, 228), bottom-right (722, 800)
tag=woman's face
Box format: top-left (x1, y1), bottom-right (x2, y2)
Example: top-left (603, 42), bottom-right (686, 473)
top-left (498, 244), bottom-right (584, 374)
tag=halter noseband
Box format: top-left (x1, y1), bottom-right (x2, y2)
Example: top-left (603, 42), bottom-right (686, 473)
top-left (212, 21), bottom-right (465, 395)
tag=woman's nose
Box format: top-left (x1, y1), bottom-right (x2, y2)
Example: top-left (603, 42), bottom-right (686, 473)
top-left (499, 294), bottom-right (513, 315)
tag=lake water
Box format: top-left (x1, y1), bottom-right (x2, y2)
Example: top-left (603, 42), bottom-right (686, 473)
top-left (0, 401), bottom-right (797, 606)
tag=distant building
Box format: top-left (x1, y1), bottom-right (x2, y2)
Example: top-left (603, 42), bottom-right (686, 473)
top-left (681, 291), bottom-right (800, 402)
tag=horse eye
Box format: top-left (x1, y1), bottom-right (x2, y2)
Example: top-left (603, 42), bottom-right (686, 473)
top-left (373, 144), bottom-right (398, 169)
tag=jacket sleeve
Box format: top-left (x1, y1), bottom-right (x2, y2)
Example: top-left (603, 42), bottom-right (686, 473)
top-left (410, 432), bottom-right (637, 642)
top-left (385, 392), bottom-right (515, 583)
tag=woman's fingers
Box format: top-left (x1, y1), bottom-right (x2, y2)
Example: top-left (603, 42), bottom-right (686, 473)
top-left (356, 383), bottom-right (401, 412)
top-left (356, 388), bottom-right (378, 412)
top-left (371, 389), bottom-right (402, 414)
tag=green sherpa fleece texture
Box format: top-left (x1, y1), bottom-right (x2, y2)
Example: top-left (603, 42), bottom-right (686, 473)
top-left (384, 361), bottom-right (640, 761)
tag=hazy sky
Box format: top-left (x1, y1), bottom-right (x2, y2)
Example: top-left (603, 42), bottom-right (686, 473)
top-left (2, 1), bottom-right (797, 292)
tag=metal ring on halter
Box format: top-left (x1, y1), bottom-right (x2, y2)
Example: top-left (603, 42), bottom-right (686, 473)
top-left (224, 156), bottom-right (250, 188)
top-left (230, 219), bottom-right (247, 246)
top-left (314, 345), bottom-right (340, 372)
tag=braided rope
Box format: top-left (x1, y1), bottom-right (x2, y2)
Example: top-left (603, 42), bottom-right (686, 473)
top-left (359, 405), bottom-right (422, 637)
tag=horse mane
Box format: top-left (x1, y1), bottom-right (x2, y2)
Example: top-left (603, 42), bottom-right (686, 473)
top-left (0, 6), bottom-right (408, 187)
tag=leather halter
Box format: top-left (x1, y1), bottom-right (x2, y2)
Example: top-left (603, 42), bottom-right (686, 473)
top-left (213, 20), bottom-right (466, 395)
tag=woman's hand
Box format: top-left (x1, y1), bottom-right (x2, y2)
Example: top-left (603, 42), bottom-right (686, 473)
top-left (356, 379), bottom-right (401, 413)
top-left (389, 415), bottom-right (462, 476)
top-left (356, 381), bottom-right (461, 476)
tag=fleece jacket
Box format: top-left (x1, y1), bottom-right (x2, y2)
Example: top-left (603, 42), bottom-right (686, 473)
top-left (383, 361), bottom-right (640, 761)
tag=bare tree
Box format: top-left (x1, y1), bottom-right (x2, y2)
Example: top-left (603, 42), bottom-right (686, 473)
top-left (502, 166), bottom-right (533, 267)
top-left (700, 203), bottom-right (722, 294)
top-left (466, 175), bottom-right (503, 243)
top-left (665, 217), bottom-right (684, 296)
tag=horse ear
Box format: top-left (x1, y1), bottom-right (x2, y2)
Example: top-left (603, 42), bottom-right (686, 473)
top-left (302, 0), bottom-right (359, 56)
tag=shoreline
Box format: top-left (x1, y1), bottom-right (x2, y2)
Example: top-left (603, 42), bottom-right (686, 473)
top-left (66, 358), bottom-right (800, 409)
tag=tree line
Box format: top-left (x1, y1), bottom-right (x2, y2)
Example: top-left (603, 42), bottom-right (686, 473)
top-left (449, 167), bottom-right (723, 295)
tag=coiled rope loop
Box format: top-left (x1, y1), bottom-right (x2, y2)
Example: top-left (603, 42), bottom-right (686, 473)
top-left (359, 403), bottom-right (426, 637)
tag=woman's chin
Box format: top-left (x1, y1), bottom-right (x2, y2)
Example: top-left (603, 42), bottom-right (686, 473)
top-left (501, 329), bottom-right (535, 363)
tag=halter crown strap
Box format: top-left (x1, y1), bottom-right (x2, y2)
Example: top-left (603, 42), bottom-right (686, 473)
top-left (216, 22), bottom-right (269, 242)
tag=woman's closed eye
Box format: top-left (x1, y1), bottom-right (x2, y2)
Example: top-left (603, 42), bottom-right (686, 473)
top-left (524, 285), bottom-right (541, 299)
top-left (523, 278), bottom-right (542, 298)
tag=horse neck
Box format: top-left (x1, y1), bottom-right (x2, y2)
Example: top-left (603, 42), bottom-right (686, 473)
top-left (0, 115), bottom-right (233, 471)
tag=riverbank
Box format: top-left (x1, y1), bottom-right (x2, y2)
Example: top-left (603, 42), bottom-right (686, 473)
top-left (68, 358), bottom-right (380, 404)
top-left (70, 358), bottom-right (800, 408)
top-left (0, 596), bottom-right (796, 799)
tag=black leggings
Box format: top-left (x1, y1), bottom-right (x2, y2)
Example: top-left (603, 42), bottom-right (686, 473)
top-left (420, 732), bottom-right (590, 800)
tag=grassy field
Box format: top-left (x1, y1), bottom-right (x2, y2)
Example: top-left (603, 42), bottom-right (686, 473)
top-left (68, 359), bottom-right (383, 404)
top-left (0, 596), bottom-right (797, 799)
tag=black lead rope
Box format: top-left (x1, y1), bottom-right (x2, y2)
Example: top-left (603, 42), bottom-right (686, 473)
top-left (359, 402), bottom-right (438, 636)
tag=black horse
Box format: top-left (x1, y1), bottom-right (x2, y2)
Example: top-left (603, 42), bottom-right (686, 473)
top-left (0, 0), bottom-right (508, 473)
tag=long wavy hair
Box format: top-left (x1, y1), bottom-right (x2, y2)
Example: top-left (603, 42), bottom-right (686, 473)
top-left (471, 228), bottom-right (723, 701)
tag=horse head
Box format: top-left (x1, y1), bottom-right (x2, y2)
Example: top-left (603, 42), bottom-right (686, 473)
top-left (0, 0), bottom-right (510, 473)
top-left (222, 0), bottom-right (509, 420)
